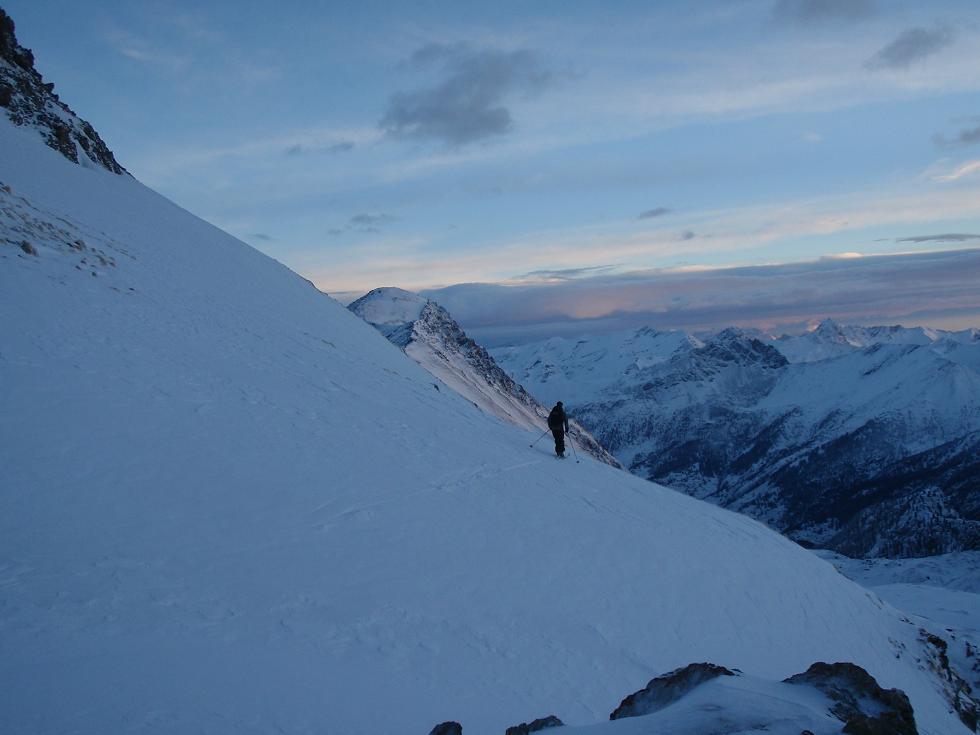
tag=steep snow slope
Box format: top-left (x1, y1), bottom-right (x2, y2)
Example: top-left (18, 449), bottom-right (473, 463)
top-left (0, 123), bottom-right (972, 734)
top-left (349, 287), bottom-right (618, 465)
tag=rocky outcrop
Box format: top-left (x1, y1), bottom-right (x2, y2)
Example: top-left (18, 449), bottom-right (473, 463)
top-left (783, 662), bottom-right (917, 735)
top-left (504, 715), bottom-right (563, 734)
top-left (428, 722), bottom-right (462, 735)
top-left (918, 630), bottom-right (979, 731)
top-left (0, 8), bottom-right (126, 174)
top-left (609, 662), bottom-right (736, 719)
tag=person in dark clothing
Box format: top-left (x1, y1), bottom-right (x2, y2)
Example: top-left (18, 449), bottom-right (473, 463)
top-left (547, 401), bottom-right (569, 457)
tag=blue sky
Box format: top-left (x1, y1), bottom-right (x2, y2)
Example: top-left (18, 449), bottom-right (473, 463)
top-left (9, 0), bottom-right (980, 333)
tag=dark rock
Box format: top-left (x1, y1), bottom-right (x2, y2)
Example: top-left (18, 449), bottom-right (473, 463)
top-left (783, 662), bottom-right (917, 735)
top-left (504, 715), bottom-right (563, 734)
top-left (919, 630), bottom-right (979, 730)
top-left (610, 662), bottom-right (736, 719)
top-left (19, 241), bottom-right (37, 256)
top-left (0, 8), bottom-right (126, 174)
top-left (428, 722), bottom-right (462, 735)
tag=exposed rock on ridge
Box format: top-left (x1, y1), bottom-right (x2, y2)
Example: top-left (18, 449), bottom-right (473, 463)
top-left (0, 8), bottom-right (126, 174)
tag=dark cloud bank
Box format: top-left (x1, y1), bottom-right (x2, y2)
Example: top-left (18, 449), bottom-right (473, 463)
top-left (772, 0), bottom-right (876, 25)
top-left (380, 42), bottom-right (553, 146)
top-left (897, 233), bottom-right (980, 244)
top-left (329, 212), bottom-right (395, 236)
top-left (286, 141), bottom-right (355, 156)
top-left (866, 26), bottom-right (955, 70)
top-left (935, 120), bottom-right (980, 148)
top-left (422, 248), bottom-right (980, 345)
top-left (638, 207), bottom-right (672, 219)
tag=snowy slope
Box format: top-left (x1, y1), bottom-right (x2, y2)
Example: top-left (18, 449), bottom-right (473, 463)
top-left (817, 550), bottom-right (980, 710)
top-left (0, 68), bottom-right (974, 735)
top-left (349, 287), bottom-right (618, 466)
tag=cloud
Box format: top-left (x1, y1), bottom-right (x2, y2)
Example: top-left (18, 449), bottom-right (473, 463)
top-left (638, 207), bottom-right (672, 219)
top-left (422, 248), bottom-right (980, 345)
top-left (866, 26), bottom-right (954, 70)
top-left (930, 159), bottom-right (980, 182)
top-left (330, 213), bottom-right (397, 236)
top-left (678, 230), bottom-right (696, 241)
top-left (379, 42), bottom-right (553, 146)
top-left (248, 233), bottom-right (273, 241)
top-left (104, 28), bottom-right (191, 72)
top-left (772, 0), bottom-right (876, 25)
top-left (285, 141), bottom-right (355, 156)
top-left (514, 265), bottom-right (618, 281)
top-left (802, 131), bottom-right (823, 144)
top-left (935, 121), bottom-right (980, 149)
top-left (896, 233), bottom-right (980, 243)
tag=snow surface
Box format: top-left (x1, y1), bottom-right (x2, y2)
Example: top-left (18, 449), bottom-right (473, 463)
top-left (491, 327), bottom-right (700, 408)
top-left (570, 674), bottom-right (855, 735)
top-left (349, 285), bottom-right (428, 326)
top-left (0, 118), bottom-right (972, 734)
top-left (817, 550), bottom-right (980, 708)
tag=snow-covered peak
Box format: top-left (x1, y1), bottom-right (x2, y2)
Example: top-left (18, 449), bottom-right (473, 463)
top-left (810, 317), bottom-right (852, 342)
top-left (696, 328), bottom-right (788, 370)
top-left (777, 319), bottom-right (973, 363)
top-left (348, 286), bottom-right (429, 326)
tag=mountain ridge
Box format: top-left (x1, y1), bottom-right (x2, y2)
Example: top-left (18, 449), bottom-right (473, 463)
top-left (0, 8), bottom-right (125, 174)
top-left (349, 287), bottom-right (620, 466)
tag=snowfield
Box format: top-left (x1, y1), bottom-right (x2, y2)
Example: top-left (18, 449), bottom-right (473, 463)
top-left (0, 118), bottom-right (975, 734)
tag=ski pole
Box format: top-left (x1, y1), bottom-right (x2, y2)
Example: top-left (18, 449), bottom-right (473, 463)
top-left (530, 427), bottom-right (551, 447)
top-left (567, 429), bottom-right (580, 463)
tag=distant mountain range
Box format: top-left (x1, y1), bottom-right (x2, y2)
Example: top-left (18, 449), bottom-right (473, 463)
top-left (493, 319), bottom-right (980, 557)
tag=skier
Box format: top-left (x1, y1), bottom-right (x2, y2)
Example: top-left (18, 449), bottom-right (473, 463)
top-left (547, 401), bottom-right (569, 458)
